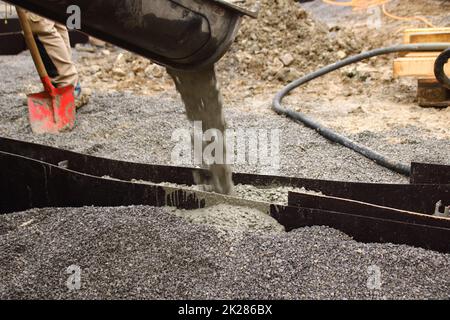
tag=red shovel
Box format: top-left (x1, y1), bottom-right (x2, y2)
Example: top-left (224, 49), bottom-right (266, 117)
top-left (17, 8), bottom-right (76, 134)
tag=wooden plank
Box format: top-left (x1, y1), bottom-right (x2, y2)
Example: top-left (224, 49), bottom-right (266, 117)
top-left (403, 27), bottom-right (450, 44)
top-left (409, 33), bottom-right (450, 44)
top-left (403, 52), bottom-right (441, 58)
top-left (393, 56), bottom-right (450, 78)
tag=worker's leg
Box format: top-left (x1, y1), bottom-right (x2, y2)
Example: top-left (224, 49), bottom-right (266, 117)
top-left (54, 22), bottom-right (83, 98)
top-left (27, 13), bottom-right (79, 88)
top-left (54, 22), bottom-right (72, 54)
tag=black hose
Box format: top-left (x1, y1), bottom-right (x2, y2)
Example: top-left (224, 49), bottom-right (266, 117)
top-left (273, 43), bottom-right (450, 176)
top-left (435, 48), bottom-right (450, 90)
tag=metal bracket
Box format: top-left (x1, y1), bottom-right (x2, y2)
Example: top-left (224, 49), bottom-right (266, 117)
top-left (211, 0), bottom-right (260, 18)
top-left (435, 48), bottom-right (450, 90)
top-left (434, 200), bottom-right (450, 218)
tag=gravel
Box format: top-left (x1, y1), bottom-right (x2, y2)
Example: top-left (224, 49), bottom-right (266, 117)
top-left (1, 206), bottom-right (449, 300)
top-left (1, 51), bottom-right (450, 300)
top-left (1, 54), bottom-right (449, 184)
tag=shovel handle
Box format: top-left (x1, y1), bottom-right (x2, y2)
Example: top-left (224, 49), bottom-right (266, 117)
top-left (16, 7), bottom-right (49, 80)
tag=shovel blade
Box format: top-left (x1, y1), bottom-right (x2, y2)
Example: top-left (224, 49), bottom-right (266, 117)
top-left (27, 85), bottom-right (76, 134)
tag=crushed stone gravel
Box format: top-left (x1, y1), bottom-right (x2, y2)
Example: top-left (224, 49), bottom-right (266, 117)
top-left (1, 24), bottom-right (450, 300)
top-left (1, 206), bottom-right (449, 300)
top-left (1, 53), bottom-right (449, 184)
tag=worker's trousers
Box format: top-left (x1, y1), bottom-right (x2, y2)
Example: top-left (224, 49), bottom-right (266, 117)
top-left (26, 12), bottom-right (79, 88)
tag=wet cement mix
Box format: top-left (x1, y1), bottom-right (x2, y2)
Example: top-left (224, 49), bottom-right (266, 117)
top-left (167, 66), bottom-right (234, 194)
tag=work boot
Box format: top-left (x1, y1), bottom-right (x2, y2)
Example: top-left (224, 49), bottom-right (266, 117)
top-left (74, 82), bottom-right (90, 109)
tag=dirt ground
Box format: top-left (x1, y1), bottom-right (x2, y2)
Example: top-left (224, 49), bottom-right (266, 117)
top-left (73, 0), bottom-right (450, 139)
top-left (2, 0), bottom-right (449, 182)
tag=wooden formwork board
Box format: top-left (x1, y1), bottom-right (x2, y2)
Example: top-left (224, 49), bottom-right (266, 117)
top-left (403, 28), bottom-right (450, 45)
top-left (394, 28), bottom-right (450, 78)
top-left (394, 53), bottom-right (450, 78)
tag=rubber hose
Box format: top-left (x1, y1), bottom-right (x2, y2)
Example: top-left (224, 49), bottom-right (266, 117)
top-left (435, 48), bottom-right (450, 90)
top-left (273, 43), bottom-right (450, 176)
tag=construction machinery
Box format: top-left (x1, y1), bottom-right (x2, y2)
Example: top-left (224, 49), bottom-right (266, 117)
top-left (4, 0), bottom-right (258, 70)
